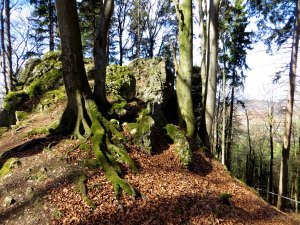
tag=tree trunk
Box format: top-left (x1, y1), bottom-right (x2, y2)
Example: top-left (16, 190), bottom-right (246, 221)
top-left (268, 106), bottom-right (274, 204)
top-left (55, 0), bottom-right (93, 134)
top-left (0, 0), bottom-right (7, 94)
top-left (205, 0), bottom-right (219, 139)
top-left (226, 71), bottom-right (235, 171)
top-left (119, 32), bottom-right (123, 65)
top-left (197, 0), bottom-right (210, 146)
top-left (277, 0), bottom-right (300, 211)
top-left (245, 106), bottom-right (253, 186)
top-left (5, 0), bottom-right (13, 91)
top-left (173, 0), bottom-right (195, 137)
top-left (55, 0), bottom-right (137, 197)
top-left (94, 0), bottom-right (114, 111)
top-left (221, 37), bottom-right (226, 166)
top-left (49, 0), bottom-right (55, 51)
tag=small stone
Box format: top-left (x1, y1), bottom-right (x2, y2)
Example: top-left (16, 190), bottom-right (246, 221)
top-left (26, 187), bottom-right (34, 198)
top-left (4, 196), bottom-right (16, 207)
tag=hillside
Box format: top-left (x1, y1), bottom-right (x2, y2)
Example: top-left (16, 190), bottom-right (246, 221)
top-left (0, 99), bottom-right (298, 224)
top-left (0, 53), bottom-right (299, 224)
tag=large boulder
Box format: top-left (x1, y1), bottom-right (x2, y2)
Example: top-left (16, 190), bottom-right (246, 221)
top-left (127, 57), bottom-right (174, 126)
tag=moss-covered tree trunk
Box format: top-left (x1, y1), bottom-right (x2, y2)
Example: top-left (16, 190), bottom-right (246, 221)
top-left (173, 0), bottom-right (195, 137)
top-left (55, 0), bottom-right (137, 197)
top-left (94, 0), bottom-right (114, 112)
top-left (55, 0), bottom-right (93, 134)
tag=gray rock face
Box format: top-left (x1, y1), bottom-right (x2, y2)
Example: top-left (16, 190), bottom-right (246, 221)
top-left (127, 58), bottom-right (174, 126)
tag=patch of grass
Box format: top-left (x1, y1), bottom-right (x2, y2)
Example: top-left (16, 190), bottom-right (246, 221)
top-left (219, 192), bottom-right (232, 205)
top-left (212, 207), bottom-right (221, 218)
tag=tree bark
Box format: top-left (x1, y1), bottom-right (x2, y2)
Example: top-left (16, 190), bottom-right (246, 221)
top-left (277, 0), bottom-right (300, 211)
top-left (0, 0), bottom-right (7, 94)
top-left (173, 0), bottom-right (195, 137)
top-left (5, 0), bottom-right (13, 91)
top-left (205, 0), bottom-right (219, 139)
top-left (221, 36), bottom-right (226, 166)
top-left (55, 0), bottom-right (137, 197)
top-left (49, 0), bottom-right (55, 51)
top-left (268, 105), bottom-right (274, 204)
top-left (94, 0), bottom-right (114, 112)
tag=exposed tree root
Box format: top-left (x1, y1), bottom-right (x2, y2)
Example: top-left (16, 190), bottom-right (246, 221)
top-left (54, 93), bottom-right (138, 197)
top-left (75, 174), bottom-right (96, 209)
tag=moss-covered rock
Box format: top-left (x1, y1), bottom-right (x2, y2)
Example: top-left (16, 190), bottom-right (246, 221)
top-left (0, 127), bottom-right (8, 137)
top-left (123, 110), bottom-right (155, 154)
top-left (109, 101), bottom-right (127, 116)
top-left (15, 111), bottom-right (29, 123)
top-left (127, 58), bottom-right (173, 127)
top-left (106, 64), bottom-right (136, 102)
top-left (18, 58), bottom-right (42, 84)
top-left (0, 158), bottom-right (21, 178)
top-left (164, 124), bottom-right (192, 167)
top-left (36, 86), bottom-right (66, 112)
top-left (3, 90), bottom-right (29, 111)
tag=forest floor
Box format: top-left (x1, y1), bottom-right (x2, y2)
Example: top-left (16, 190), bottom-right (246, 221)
top-left (0, 102), bottom-right (299, 225)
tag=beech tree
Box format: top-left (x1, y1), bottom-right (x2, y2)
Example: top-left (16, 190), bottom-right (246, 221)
top-left (0, 0), bottom-right (7, 94)
top-left (55, 0), bottom-right (137, 196)
top-left (173, 0), bottom-right (195, 137)
top-left (94, 0), bottom-right (114, 111)
top-left (5, 0), bottom-right (13, 91)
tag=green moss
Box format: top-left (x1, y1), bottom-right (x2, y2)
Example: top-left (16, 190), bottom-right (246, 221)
top-left (86, 100), bottom-right (137, 197)
top-left (25, 67), bottom-right (62, 97)
top-left (79, 143), bottom-right (91, 151)
top-left (122, 111), bottom-right (154, 154)
top-left (219, 193), bottom-right (232, 205)
top-left (38, 86), bottom-right (66, 109)
top-left (3, 90), bottom-right (29, 111)
top-left (0, 158), bottom-right (21, 178)
top-left (165, 124), bottom-right (192, 167)
top-left (106, 64), bottom-right (136, 101)
top-left (75, 174), bottom-right (96, 209)
top-left (26, 127), bottom-right (49, 136)
top-left (83, 159), bottom-right (99, 170)
top-left (134, 116), bottom-right (154, 154)
top-left (109, 101), bottom-right (127, 116)
top-left (106, 139), bottom-right (138, 173)
top-left (15, 111), bottom-right (29, 122)
top-left (24, 50), bottom-right (63, 98)
top-left (0, 127), bottom-right (8, 137)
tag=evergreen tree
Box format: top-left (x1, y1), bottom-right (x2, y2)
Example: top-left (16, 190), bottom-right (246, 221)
top-left (29, 0), bottom-right (57, 53)
top-left (78, 0), bottom-right (101, 57)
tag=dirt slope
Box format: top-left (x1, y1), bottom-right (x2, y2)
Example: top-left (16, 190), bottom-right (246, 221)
top-left (0, 104), bottom-right (298, 225)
